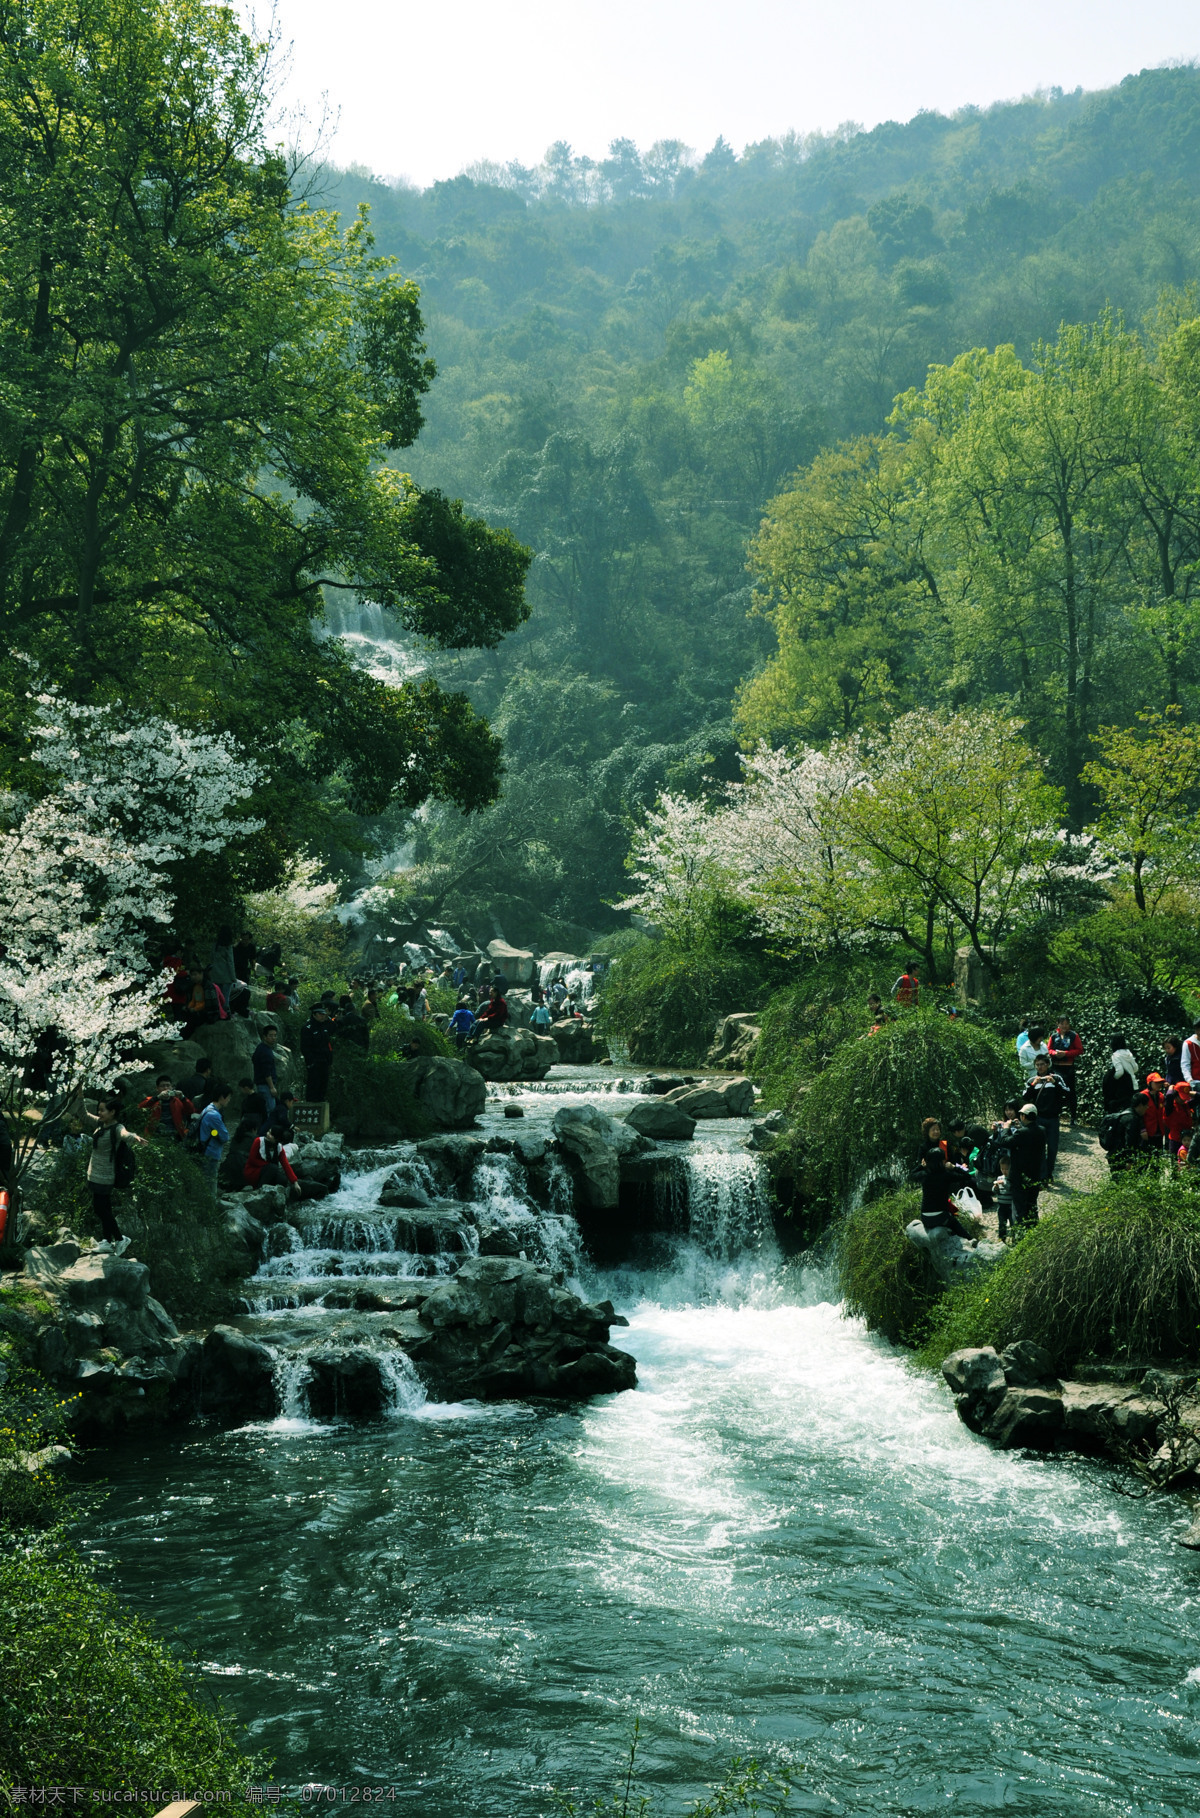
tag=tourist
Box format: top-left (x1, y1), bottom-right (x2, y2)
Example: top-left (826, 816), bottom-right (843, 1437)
top-left (530, 999), bottom-right (552, 1033)
top-left (1017, 1023), bottom-right (1049, 1073)
top-left (491, 969), bottom-right (510, 997)
top-left (449, 999), bottom-right (476, 1049)
top-left (208, 924), bottom-right (238, 997)
top-left (334, 997), bottom-right (370, 1051)
top-left (1143, 1073), bottom-right (1169, 1150)
top-left (138, 1075), bottom-right (194, 1141)
top-left (196, 1085), bottom-right (232, 1198)
top-left (252, 1025), bottom-right (281, 1131)
top-left (1099, 1096), bottom-right (1148, 1174)
top-left (300, 1006), bottom-right (334, 1102)
top-left (1048, 1016), bottom-right (1083, 1124)
top-left (265, 978), bottom-right (291, 1013)
top-left (474, 984), bottom-right (509, 1033)
top-left (85, 1097), bottom-right (147, 1240)
top-left (1164, 1035), bottom-right (1185, 1086)
top-left (180, 963), bottom-right (219, 1037)
top-left (1006, 1105), bottom-right (1045, 1236)
top-left (270, 1091), bottom-right (299, 1145)
top-left (1102, 1035), bottom-right (1139, 1112)
top-left (244, 1128), bottom-right (299, 1191)
top-left (918, 1120), bottom-right (972, 1235)
top-left (61, 1116), bottom-right (89, 1159)
top-left (993, 1154), bottom-right (1015, 1242)
top-left (232, 931), bottom-right (257, 985)
top-left (360, 987), bottom-right (381, 1027)
top-left (1163, 1080), bottom-right (1194, 1153)
top-left (411, 981), bottom-right (430, 1022)
top-left (892, 967), bottom-right (920, 1007)
top-left (1027, 1053), bottom-right (1069, 1185)
top-left (1182, 1021), bottom-right (1200, 1084)
top-left (179, 1054), bottom-right (213, 1108)
top-left (867, 991), bottom-right (883, 1021)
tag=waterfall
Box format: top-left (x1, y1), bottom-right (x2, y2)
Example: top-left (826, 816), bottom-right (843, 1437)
top-left (683, 1150), bottom-right (771, 1259)
top-left (316, 597), bottom-right (423, 685)
top-left (471, 1150), bottom-right (585, 1280)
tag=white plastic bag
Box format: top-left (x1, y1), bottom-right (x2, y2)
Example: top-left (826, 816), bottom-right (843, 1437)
top-left (949, 1186), bottom-right (983, 1219)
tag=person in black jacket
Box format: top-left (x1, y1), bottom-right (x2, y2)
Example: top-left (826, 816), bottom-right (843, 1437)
top-left (1006, 1105), bottom-right (1046, 1235)
top-left (1026, 1053), bottom-right (1069, 1185)
top-left (300, 1006), bottom-right (334, 1101)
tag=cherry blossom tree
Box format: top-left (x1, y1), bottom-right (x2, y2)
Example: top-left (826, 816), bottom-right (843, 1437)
top-left (0, 690), bottom-right (260, 1194)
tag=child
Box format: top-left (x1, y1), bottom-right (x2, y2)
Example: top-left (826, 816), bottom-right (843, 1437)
top-left (993, 1154), bottom-right (1015, 1242)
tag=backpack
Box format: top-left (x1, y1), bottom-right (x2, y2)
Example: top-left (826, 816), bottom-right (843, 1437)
top-left (1098, 1113), bottom-right (1130, 1153)
top-left (113, 1136), bottom-right (137, 1189)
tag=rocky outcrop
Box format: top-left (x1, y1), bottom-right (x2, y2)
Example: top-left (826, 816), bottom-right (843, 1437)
top-left (664, 1078), bottom-right (755, 1118)
top-left (746, 1108), bottom-right (789, 1152)
top-left (466, 1025), bottom-right (557, 1082)
top-left (400, 1053), bottom-right (487, 1128)
top-left (622, 1099), bottom-right (697, 1141)
top-left (906, 1221), bottom-right (1006, 1281)
top-left (941, 1344), bottom-right (1200, 1468)
top-left (193, 1324), bottom-right (276, 1419)
top-left (552, 1104), bottom-right (652, 1209)
top-left (706, 1013), bottom-right (762, 1072)
top-left (191, 1013), bottom-right (298, 1095)
top-left (380, 1256), bottom-right (637, 1400)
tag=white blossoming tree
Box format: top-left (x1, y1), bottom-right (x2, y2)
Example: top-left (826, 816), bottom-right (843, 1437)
top-left (0, 690), bottom-right (260, 1196)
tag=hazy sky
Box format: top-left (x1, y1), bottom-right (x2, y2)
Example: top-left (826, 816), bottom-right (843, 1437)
top-left (258, 0), bottom-right (1200, 188)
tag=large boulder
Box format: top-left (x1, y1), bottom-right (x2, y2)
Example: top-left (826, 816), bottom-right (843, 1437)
top-left (622, 1099), bottom-right (697, 1141)
top-left (467, 1025), bottom-right (557, 1082)
top-left (193, 1325), bottom-right (276, 1419)
top-left (664, 1077), bottom-right (755, 1118)
top-left (547, 1019), bottom-right (606, 1064)
top-left (400, 1255), bottom-right (637, 1401)
top-left (706, 1013), bottom-right (762, 1072)
top-left (190, 1017), bottom-right (297, 1094)
top-left (552, 1103), bottom-right (649, 1209)
top-left (942, 1345), bottom-right (1008, 1431)
top-left (400, 1054), bottom-right (486, 1129)
top-left (486, 940), bottom-right (536, 984)
top-left (305, 1348), bottom-right (389, 1418)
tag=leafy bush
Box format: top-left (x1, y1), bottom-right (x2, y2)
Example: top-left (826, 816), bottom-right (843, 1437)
top-left (793, 1011), bottom-right (1019, 1221)
top-left (838, 1189), bottom-right (943, 1346)
top-left (595, 896), bottom-right (786, 1065)
top-left (917, 1170), bottom-right (1200, 1370)
top-left (753, 955), bottom-right (894, 1110)
top-left (33, 1144), bottom-right (250, 1324)
top-left (0, 1341), bottom-right (75, 1533)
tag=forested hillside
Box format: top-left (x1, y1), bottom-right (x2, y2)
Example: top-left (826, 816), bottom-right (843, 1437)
top-left (323, 66), bottom-right (1200, 947)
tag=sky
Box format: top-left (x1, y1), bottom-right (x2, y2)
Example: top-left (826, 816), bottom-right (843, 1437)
top-left (256, 0), bottom-right (1200, 188)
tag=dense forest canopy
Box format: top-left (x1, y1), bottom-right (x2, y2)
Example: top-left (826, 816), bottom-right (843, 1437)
top-left (319, 64), bottom-right (1200, 948)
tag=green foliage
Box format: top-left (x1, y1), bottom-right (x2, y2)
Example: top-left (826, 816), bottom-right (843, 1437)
top-left (0, 1342), bottom-right (75, 1534)
top-left (918, 1170), bottom-right (1200, 1370)
top-left (794, 1012), bottom-right (1018, 1219)
top-left (753, 958), bottom-right (890, 1109)
top-left (595, 897), bottom-right (784, 1065)
top-left (31, 1145), bottom-right (249, 1324)
top-left (0, 1543), bottom-right (266, 1805)
top-left (838, 1189), bottom-right (943, 1347)
top-left (326, 1012), bottom-right (449, 1142)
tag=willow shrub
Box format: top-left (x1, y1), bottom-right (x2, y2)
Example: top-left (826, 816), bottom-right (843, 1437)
top-left (917, 1170), bottom-right (1200, 1371)
top-left (595, 911), bottom-right (779, 1066)
top-left (794, 1010), bottom-right (1019, 1221)
top-left (838, 1189), bottom-right (944, 1347)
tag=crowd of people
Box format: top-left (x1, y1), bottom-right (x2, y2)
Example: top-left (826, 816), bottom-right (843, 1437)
top-left (916, 1008), bottom-right (1200, 1245)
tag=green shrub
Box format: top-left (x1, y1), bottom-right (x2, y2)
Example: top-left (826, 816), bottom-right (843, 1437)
top-left (0, 1543), bottom-right (267, 1804)
top-left (0, 1343), bottom-right (75, 1533)
top-left (595, 896), bottom-right (785, 1065)
top-left (1065, 983), bottom-right (1193, 1115)
top-left (327, 1044), bottom-right (435, 1142)
top-left (793, 1011), bottom-right (1019, 1221)
top-left (34, 1144), bottom-right (249, 1325)
top-left (917, 1170), bottom-right (1200, 1371)
top-left (753, 956), bottom-right (893, 1110)
top-left (838, 1189), bottom-right (943, 1346)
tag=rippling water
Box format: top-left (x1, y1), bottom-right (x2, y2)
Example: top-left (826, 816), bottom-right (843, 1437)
top-left (74, 1083), bottom-right (1200, 1816)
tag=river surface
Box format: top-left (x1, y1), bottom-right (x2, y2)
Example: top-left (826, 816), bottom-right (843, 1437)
top-left (77, 1074), bottom-right (1200, 1815)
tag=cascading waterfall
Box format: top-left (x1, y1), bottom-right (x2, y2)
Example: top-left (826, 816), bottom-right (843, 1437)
top-left (683, 1148), bottom-right (771, 1258)
top-left (317, 597), bottom-right (422, 685)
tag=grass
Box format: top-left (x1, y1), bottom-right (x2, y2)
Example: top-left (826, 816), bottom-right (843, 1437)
top-left (917, 1168), bottom-right (1200, 1371)
top-left (837, 1189), bottom-right (944, 1347)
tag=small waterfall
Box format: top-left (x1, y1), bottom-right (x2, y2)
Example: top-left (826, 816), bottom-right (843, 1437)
top-left (471, 1151), bottom-right (585, 1279)
top-left (272, 1354), bottom-right (313, 1422)
top-left (377, 1349), bottom-right (427, 1416)
top-left (684, 1151), bottom-right (771, 1259)
top-left (317, 598), bottom-right (422, 686)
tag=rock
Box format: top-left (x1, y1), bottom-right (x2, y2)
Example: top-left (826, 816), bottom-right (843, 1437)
top-left (378, 1166), bottom-right (432, 1209)
top-left (1105, 1395), bottom-right (1164, 1445)
top-left (706, 1013), bottom-right (762, 1072)
top-left (1061, 1381), bottom-right (1134, 1438)
top-left (942, 1346), bottom-right (1008, 1431)
top-left (983, 1386), bottom-right (1065, 1449)
top-left (224, 1203), bottom-right (266, 1263)
top-left (404, 1255), bottom-right (636, 1402)
top-left (191, 1018), bottom-right (297, 1095)
top-left (906, 1221), bottom-right (1006, 1282)
top-left (747, 1108), bottom-right (789, 1152)
top-left (390, 1208), bottom-right (473, 1254)
top-left (129, 1036), bottom-right (207, 1086)
top-left (237, 1184), bottom-right (290, 1225)
top-left (486, 940), bottom-right (536, 984)
top-left (1000, 1340), bottom-right (1059, 1387)
top-left (401, 1054), bottom-right (487, 1128)
top-left (546, 1019), bottom-right (606, 1064)
top-left (622, 1099), bottom-right (697, 1141)
top-left (476, 1220), bottom-right (524, 1257)
top-left (552, 1104), bottom-right (649, 1209)
top-left (466, 1025), bottom-right (557, 1082)
top-left (664, 1077), bottom-right (755, 1118)
top-left (644, 1076), bottom-right (685, 1096)
top-left (1178, 1517), bottom-right (1200, 1549)
top-left (414, 1132), bottom-right (489, 1192)
top-left (503, 1104), bottom-right (525, 1119)
top-left (305, 1349), bottom-right (389, 1418)
top-left (195, 1325), bottom-right (276, 1418)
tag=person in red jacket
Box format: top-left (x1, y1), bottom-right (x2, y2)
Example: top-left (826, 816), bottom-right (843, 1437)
top-left (892, 968), bottom-right (920, 1007)
top-left (138, 1076), bottom-right (195, 1140)
top-left (1048, 1016), bottom-right (1083, 1125)
top-left (1143, 1074), bottom-right (1169, 1149)
top-left (1163, 1080), bottom-right (1194, 1152)
top-left (244, 1130), bottom-right (298, 1190)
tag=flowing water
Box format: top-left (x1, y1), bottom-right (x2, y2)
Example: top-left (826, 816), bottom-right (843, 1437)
top-left (76, 1072), bottom-right (1200, 1815)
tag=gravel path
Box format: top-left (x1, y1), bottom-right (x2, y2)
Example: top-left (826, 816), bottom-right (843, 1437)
top-left (973, 1121), bottom-right (1106, 1241)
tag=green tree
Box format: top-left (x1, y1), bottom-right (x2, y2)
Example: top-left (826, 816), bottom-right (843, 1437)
top-left (0, 0), bottom-right (530, 873)
top-left (1083, 709), bottom-right (1200, 911)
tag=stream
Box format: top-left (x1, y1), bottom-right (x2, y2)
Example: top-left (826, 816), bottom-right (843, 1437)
top-left (77, 1071), bottom-right (1200, 1815)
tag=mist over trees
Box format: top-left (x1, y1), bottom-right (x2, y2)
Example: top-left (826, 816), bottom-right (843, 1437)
top-left (318, 66), bottom-right (1200, 948)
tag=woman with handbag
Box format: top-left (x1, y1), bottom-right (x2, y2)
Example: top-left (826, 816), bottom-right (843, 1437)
top-left (85, 1097), bottom-right (148, 1242)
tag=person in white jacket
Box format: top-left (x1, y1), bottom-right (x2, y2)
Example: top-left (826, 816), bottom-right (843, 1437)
top-left (1017, 1023), bottom-right (1050, 1074)
top-left (1181, 1021), bottom-right (1200, 1084)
